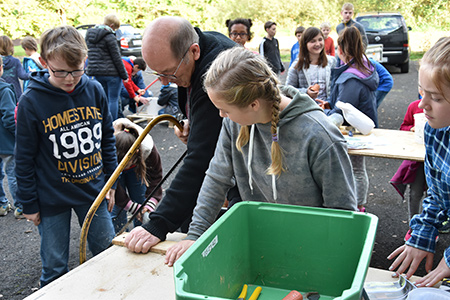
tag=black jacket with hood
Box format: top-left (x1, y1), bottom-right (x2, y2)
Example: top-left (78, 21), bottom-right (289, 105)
top-left (85, 25), bottom-right (127, 80)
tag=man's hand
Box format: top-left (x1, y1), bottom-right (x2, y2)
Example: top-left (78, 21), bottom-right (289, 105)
top-left (105, 188), bottom-right (115, 212)
top-left (24, 212), bottom-right (41, 226)
top-left (165, 239), bottom-right (195, 267)
top-left (124, 226), bottom-right (161, 253)
top-left (387, 244), bottom-right (434, 279)
top-left (174, 119), bottom-right (189, 145)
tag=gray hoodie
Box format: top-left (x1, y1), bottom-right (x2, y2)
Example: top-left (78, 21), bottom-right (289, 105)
top-left (187, 85), bottom-right (357, 240)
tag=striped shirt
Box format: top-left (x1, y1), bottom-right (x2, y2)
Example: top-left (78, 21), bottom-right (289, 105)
top-left (408, 123), bottom-right (450, 265)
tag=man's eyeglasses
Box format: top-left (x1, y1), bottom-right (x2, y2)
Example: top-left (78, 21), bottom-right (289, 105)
top-left (47, 63), bottom-right (85, 78)
top-left (230, 32), bottom-right (248, 38)
top-left (151, 45), bottom-right (192, 80)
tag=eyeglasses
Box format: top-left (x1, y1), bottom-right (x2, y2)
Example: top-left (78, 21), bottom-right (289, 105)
top-left (151, 45), bottom-right (192, 80)
top-left (47, 63), bottom-right (85, 78)
top-left (230, 32), bottom-right (248, 38)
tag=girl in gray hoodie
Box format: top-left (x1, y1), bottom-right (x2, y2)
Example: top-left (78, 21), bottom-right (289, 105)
top-left (165, 47), bottom-right (357, 266)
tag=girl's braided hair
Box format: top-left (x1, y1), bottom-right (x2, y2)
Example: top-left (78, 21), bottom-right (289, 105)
top-left (204, 47), bottom-right (284, 175)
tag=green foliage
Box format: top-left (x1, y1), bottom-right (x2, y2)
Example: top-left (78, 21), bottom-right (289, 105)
top-left (0, 0), bottom-right (448, 40)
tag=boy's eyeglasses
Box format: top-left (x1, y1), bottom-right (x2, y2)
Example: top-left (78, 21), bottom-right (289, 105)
top-left (230, 32), bottom-right (248, 38)
top-left (150, 44), bottom-right (192, 80)
top-left (47, 63), bottom-right (85, 78)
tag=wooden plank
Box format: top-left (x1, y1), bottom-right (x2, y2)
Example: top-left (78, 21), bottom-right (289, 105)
top-left (112, 232), bottom-right (181, 254)
top-left (25, 233), bottom-right (186, 300)
top-left (347, 128), bottom-right (425, 162)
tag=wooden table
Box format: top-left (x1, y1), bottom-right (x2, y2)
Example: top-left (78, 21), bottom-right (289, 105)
top-left (25, 232), bottom-right (435, 300)
top-left (346, 128), bottom-right (425, 162)
top-left (24, 233), bottom-right (186, 300)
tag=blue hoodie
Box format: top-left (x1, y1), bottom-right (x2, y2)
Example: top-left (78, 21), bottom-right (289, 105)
top-left (1, 55), bottom-right (29, 100)
top-left (326, 59), bottom-right (379, 127)
top-left (0, 79), bottom-right (16, 155)
top-left (15, 71), bottom-right (118, 216)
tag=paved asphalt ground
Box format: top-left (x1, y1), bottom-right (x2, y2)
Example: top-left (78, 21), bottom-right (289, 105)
top-left (2, 60), bottom-right (450, 299)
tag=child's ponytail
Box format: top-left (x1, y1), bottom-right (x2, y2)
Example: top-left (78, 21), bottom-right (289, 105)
top-left (115, 125), bottom-right (148, 186)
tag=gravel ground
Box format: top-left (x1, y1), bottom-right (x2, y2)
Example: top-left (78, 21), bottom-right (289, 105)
top-left (2, 61), bottom-right (450, 299)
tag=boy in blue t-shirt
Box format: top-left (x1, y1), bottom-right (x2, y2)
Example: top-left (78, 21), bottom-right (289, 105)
top-left (15, 26), bottom-right (117, 287)
top-left (289, 26), bottom-right (304, 67)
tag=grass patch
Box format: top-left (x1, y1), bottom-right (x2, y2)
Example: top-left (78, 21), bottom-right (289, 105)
top-left (13, 45), bottom-right (26, 60)
top-left (281, 49), bottom-right (290, 62)
top-left (410, 51), bottom-right (425, 61)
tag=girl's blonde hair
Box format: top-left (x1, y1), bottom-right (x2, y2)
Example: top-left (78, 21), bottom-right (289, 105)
top-left (421, 37), bottom-right (450, 102)
top-left (203, 47), bottom-right (284, 175)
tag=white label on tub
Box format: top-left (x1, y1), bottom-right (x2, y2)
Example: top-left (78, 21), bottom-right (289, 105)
top-left (202, 235), bottom-right (218, 258)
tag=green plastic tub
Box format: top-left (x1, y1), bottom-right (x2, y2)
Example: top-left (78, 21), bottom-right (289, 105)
top-left (174, 202), bottom-right (378, 300)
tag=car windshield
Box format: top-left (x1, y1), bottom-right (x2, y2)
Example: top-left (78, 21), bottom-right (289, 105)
top-left (358, 16), bottom-right (402, 32)
top-left (120, 25), bottom-right (139, 36)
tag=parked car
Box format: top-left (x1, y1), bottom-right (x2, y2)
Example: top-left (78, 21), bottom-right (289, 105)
top-left (115, 24), bottom-right (142, 57)
top-left (75, 24), bottom-right (142, 57)
top-left (356, 12), bottom-right (411, 73)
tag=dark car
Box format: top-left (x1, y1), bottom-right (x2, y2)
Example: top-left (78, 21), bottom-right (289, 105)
top-left (356, 13), bottom-right (411, 73)
top-left (116, 24), bottom-right (142, 57)
top-left (76, 24), bottom-right (142, 57)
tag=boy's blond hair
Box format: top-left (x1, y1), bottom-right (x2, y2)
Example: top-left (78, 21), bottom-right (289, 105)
top-left (204, 47), bottom-right (285, 176)
top-left (0, 36), bottom-right (14, 56)
top-left (104, 14), bottom-right (120, 31)
top-left (320, 22), bottom-right (331, 30)
top-left (40, 26), bottom-right (87, 69)
top-left (421, 37), bottom-right (450, 102)
top-left (342, 3), bottom-right (354, 11)
top-left (21, 36), bottom-right (38, 52)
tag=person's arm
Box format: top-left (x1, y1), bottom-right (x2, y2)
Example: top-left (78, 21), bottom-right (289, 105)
top-left (328, 38), bottom-right (335, 56)
top-left (141, 82), bottom-right (223, 241)
top-left (99, 86), bottom-right (119, 185)
top-left (186, 122), bottom-right (235, 240)
top-left (15, 96), bottom-right (40, 215)
top-left (400, 103), bottom-right (416, 131)
top-left (16, 58), bottom-right (31, 80)
top-left (278, 41), bottom-right (285, 73)
top-left (165, 121), bottom-right (236, 267)
top-left (326, 79), bottom-right (363, 116)
top-left (105, 34), bottom-right (128, 80)
top-left (0, 87), bottom-right (16, 135)
top-left (133, 71), bottom-right (150, 97)
top-left (157, 87), bottom-right (172, 106)
top-left (356, 22), bottom-right (368, 48)
top-left (122, 62), bottom-right (139, 99)
top-left (285, 63), bottom-right (300, 89)
top-left (289, 45), bottom-right (295, 67)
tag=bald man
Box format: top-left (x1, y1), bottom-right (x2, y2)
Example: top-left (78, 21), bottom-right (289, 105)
top-left (124, 16), bottom-right (237, 253)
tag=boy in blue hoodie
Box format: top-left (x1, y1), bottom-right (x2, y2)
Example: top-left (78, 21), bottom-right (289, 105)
top-left (0, 55), bottom-right (19, 217)
top-left (15, 26), bottom-right (117, 287)
top-left (21, 36), bottom-right (43, 91)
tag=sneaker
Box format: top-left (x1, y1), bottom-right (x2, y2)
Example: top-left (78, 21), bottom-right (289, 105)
top-left (358, 206), bottom-right (366, 213)
top-left (0, 203), bottom-right (11, 216)
top-left (14, 207), bottom-right (25, 219)
top-left (439, 219), bottom-right (450, 234)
